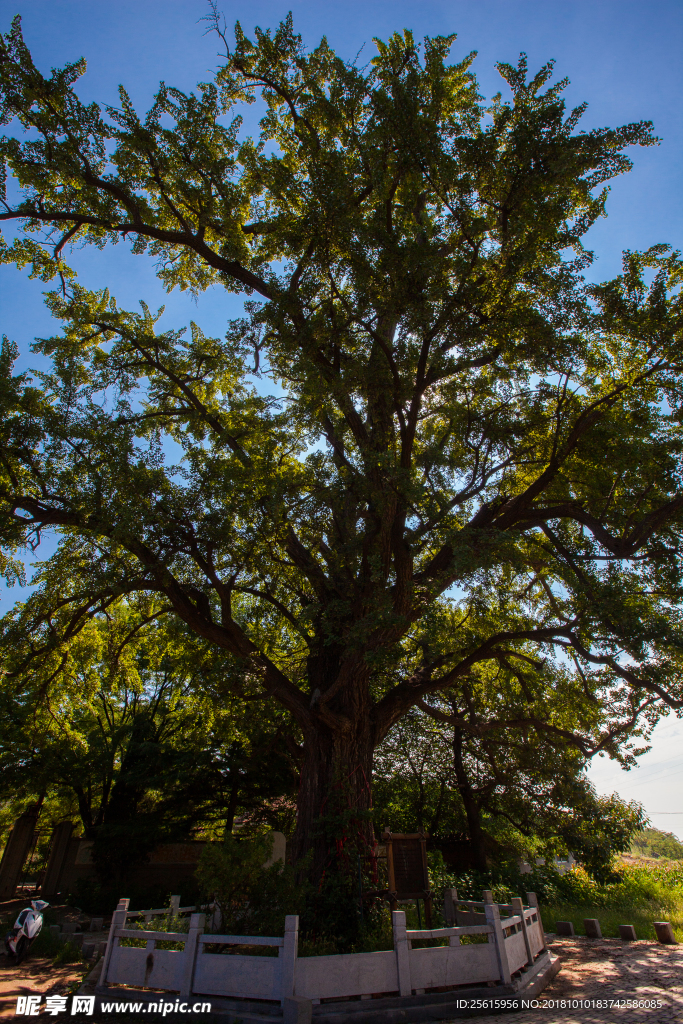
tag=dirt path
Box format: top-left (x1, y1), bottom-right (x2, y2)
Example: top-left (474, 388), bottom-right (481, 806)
top-left (446, 937), bottom-right (683, 1024)
top-left (0, 898), bottom-right (107, 1017)
top-left (0, 954), bottom-right (88, 1017)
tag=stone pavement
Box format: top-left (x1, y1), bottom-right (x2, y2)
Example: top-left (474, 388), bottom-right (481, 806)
top-left (444, 937), bottom-right (683, 1024)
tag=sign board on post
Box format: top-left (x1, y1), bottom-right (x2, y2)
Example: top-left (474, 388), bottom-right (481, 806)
top-left (382, 831), bottom-right (432, 928)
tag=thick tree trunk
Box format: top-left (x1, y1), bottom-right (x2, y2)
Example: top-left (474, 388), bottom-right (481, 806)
top-left (292, 726), bottom-right (375, 877)
top-left (73, 784), bottom-right (94, 837)
top-left (92, 717), bottom-right (159, 881)
top-left (225, 776), bottom-right (240, 835)
top-left (452, 727), bottom-right (488, 872)
top-left (291, 654), bottom-right (376, 883)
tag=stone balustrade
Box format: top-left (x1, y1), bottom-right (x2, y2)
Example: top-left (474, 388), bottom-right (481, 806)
top-left (97, 891), bottom-right (550, 1011)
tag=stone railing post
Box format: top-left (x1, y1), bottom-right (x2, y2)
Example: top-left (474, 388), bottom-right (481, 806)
top-left (392, 910), bottom-right (411, 997)
top-left (280, 915), bottom-right (299, 1005)
top-left (526, 891), bottom-right (547, 951)
top-left (443, 887), bottom-right (457, 927)
top-left (170, 895), bottom-right (180, 915)
top-left (209, 902), bottom-right (221, 932)
top-left (511, 896), bottom-right (532, 966)
top-left (99, 902), bottom-right (129, 988)
top-left (180, 912), bottom-right (205, 998)
top-left (484, 901), bottom-right (511, 985)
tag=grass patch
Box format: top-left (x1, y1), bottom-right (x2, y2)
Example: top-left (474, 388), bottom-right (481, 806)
top-left (52, 940), bottom-right (87, 966)
top-left (536, 861), bottom-right (683, 943)
top-left (30, 926), bottom-right (67, 959)
top-left (4, 926), bottom-right (88, 966)
top-left (431, 858), bottom-right (683, 947)
top-left (541, 902), bottom-right (683, 942)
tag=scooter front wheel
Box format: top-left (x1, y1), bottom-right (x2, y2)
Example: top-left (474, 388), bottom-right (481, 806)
top-left (14, 936), bottom-right (28, 965)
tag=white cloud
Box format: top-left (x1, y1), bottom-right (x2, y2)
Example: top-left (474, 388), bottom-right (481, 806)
top-left (587, 716), bottom-right (683, 841)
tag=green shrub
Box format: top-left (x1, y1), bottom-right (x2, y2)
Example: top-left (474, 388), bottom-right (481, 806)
top-left (531, 862), bottom-right (683, 910)
top-left (428, 850), bottom-right (683, 913)
top-left (120, 912), bottom-right (189, 951)
top-left (196, 832), bottom-right (392, 955)
top-left (197, 833), bottom-right (301, 939)
top-left (29, 925), bottom-right (65, 959)
top-left (52, 940), bottom-right (85, 966)
top-left (427, 850), bottom-right (526, 905)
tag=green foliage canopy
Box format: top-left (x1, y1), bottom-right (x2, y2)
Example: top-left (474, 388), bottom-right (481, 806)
top-left (0, 600), bottom-right (297, 875)
top-left (0, 13), bottom-right (682, 863)
top-left (374, 696), bottom-right (646, 878)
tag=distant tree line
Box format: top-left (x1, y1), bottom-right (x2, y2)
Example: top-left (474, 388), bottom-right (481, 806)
top-left (630, 828), bottom-right (683, 861)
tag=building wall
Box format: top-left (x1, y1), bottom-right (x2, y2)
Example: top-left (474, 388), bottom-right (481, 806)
top-left (55, 831), bottom-right (286, 896)
top-left (56, 838), bottom-right (207, 894)
top-left (518, 853), bottom-right (577, 875)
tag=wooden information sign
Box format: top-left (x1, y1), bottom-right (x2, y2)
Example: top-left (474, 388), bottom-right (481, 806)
top-left (382, 830), bottom-right (432, 928)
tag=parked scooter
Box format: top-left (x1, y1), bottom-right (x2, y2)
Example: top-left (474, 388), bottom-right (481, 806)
top-left (4, 900), bottom-right (49, 963)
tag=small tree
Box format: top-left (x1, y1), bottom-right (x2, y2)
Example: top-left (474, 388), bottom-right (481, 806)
top-left (374, 683), bottom-right (648, 873)
top-left (1, 14), bottom-right (681, 887)
top-left (0, 603), bottom-right (297, 879)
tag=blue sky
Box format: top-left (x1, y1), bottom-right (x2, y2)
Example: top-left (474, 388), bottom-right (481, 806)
top-left (2, 0), bottom-right (682, 349)
top-left (1, 0), bottom-right (683, 834)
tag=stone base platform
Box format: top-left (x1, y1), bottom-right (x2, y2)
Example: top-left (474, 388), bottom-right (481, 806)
top-left (90, 949), bottom-right (560, 1022)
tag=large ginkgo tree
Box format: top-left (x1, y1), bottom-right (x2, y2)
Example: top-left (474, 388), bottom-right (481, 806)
top-left (1, 12), bottom-right (682, 879)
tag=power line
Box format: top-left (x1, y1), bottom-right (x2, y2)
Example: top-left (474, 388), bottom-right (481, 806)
top-left (592, 761), bottom-right (683, 790)
top-left (601, 748), bottom-right (683, 774)
top-left (591, 753), bottom-right (683, 786)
